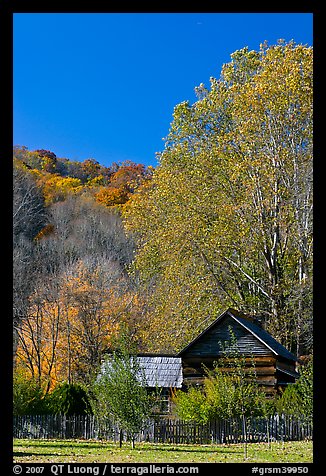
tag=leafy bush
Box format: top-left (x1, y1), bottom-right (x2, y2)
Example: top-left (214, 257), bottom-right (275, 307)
top-left (13, 371), bottom-right (50, 415)
top-left (172, 386), bottom-right (211, 423)
top-left (173, 370), bottom-right (266, 423)
top-left (47, 382), bottom-right (93, 415)
top-left (276, 357), bottom-right (313, 420)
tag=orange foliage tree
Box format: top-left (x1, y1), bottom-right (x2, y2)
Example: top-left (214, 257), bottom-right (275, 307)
top-left (94, 163), bottom-right (153, 208)
top-left (15, 261), bottom-right (145, 390)
top-left (15, 286), bottom-right (62, 393)
top-left (95, 186), bottom-right (130, 207)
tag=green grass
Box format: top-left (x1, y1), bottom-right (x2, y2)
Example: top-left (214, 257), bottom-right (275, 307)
top-left (13, 439), bottom-right (313, 463)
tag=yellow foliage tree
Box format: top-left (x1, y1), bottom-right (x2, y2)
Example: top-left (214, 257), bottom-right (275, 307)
top-left (124, 41), bottom-right (313, 354)
top-left (40, 175), bottom-right (82, 205)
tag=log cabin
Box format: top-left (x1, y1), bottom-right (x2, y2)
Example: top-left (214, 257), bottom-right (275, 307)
top-left (177, 308), bottom-right (299, 396)
top-left (100, 308), bottom-right (299, 412)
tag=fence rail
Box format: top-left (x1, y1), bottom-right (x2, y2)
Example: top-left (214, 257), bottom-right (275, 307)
top-left (13, 414), bottom-right (313, 444)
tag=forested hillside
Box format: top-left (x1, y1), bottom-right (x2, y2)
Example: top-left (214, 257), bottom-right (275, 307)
top-left (13, 40), bottom-right (313, 397)
top-left (13, 146), bottom-right (153, 389)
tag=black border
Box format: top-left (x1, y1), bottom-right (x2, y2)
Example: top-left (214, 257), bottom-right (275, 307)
top-left (2, 3), bottom-right (320, 475)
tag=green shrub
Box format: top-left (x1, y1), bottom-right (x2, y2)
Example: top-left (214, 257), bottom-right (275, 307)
top-left (276, 357), bottom-right (313, 420)
top-left (172, 386), bottom-right (211, 423)
top-left (13, 372), bottom-right (50, 415)
top-left (48, 382), bottom-right (93, 415)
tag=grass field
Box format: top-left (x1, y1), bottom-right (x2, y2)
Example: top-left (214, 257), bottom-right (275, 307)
top-left (13, 439), bottom-right (313, 463)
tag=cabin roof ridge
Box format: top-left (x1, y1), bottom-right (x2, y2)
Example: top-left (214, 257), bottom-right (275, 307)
top-left (177, 307), bottom-right (297, 362)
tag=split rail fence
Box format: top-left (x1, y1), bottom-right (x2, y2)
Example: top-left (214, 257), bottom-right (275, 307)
top-left (13, 414), bottom-right (312, 444)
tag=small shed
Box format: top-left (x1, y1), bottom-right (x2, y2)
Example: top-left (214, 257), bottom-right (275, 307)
top-left (100, 353), bottom-right (182, 414)
top-left (178, 308), bottom-right (299, 395)
top-left (137, 354), bottom-right (183, 414)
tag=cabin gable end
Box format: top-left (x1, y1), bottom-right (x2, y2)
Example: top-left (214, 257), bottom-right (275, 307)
top-left (180, 314), bottom-right (273, 359)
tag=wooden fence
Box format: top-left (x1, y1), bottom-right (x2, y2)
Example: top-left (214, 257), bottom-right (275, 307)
top-left (13, 414), bottom-right (312, 444)
top-left (13, 415), bottom-right (313, 444)
top-left (153, 416), bottom-right (313, 444)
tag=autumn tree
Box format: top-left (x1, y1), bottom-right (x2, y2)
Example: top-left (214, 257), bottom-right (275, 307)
top-left (124, 41), bottom-right (313, 354)
top-left (57, 261), bottom-right (124, 385)
top-left (16, 261), bottom-right (113, 389)
top-left (35, 149), bottom-right (58, 173)
top-left (109, 162), bottom-right (150, 193)
top-left (15, 256), bottom-right (146, 389)
top-left (37, 174), bottom-right (83, 205)
top-left (94, 162), bottom-right (153, 208)
top-left (15, 278), bottom-right (62, 392)
top-left (95, 186), bottom-right (130, 207)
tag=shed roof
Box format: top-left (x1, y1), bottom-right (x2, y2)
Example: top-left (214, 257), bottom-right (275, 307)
top-left (100, 354), bottom-right (183, 388)
top-left (178, 308), bottom-right (297, 362)
top-left (137, 355), bottom-right (183, 388)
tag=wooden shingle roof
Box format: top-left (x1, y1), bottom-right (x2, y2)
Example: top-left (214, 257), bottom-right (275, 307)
top-left (137, 355), bottom-right (183, 388)
top-left (100, 354), bottom-right (183, 388)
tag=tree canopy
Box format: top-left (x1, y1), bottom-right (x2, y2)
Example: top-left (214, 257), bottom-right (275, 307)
top-left (123, 40), bottom-right (313, 354)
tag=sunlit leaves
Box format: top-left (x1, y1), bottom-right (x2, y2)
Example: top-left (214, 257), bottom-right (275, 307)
top-left (124, 41), bottom-right (313, 353)
top-left (15, 261), bottom-right (145, 389)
